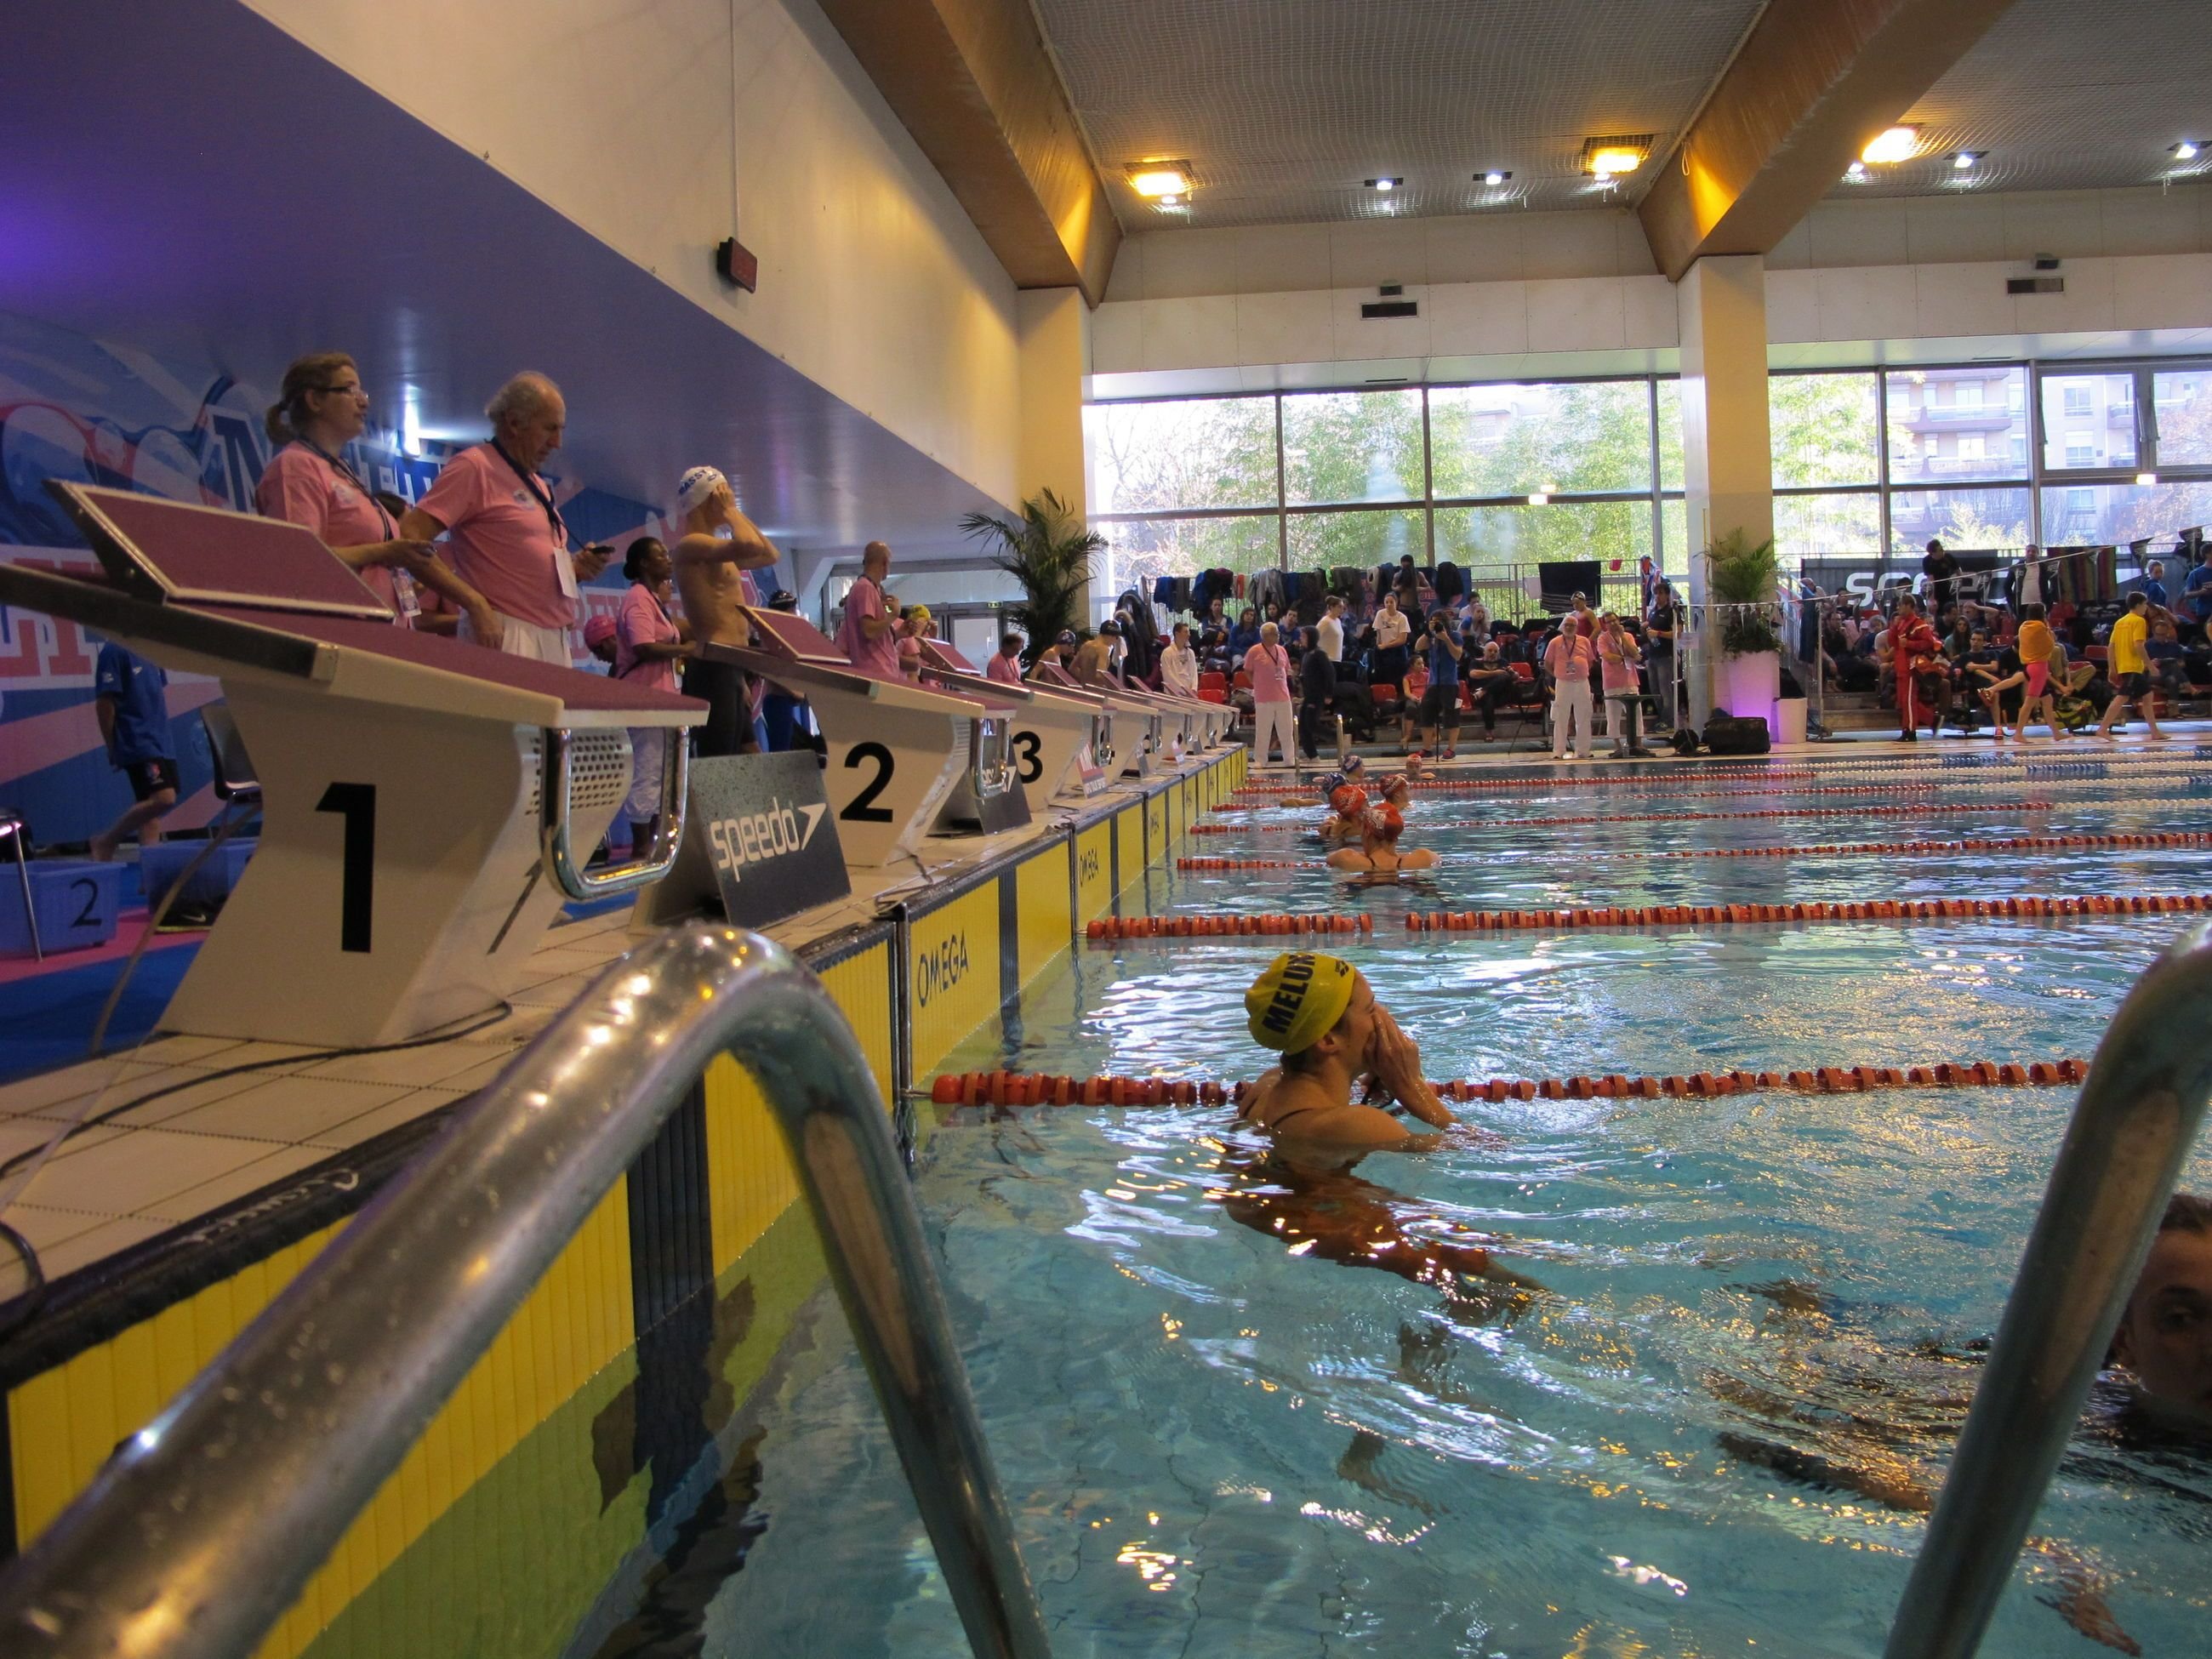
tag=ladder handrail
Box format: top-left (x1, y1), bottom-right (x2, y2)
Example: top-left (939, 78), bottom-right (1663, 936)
top-left (1885, 919), bottom-right (2212, 1659)
top-left (0, 926), bottom-right (1051, 1659)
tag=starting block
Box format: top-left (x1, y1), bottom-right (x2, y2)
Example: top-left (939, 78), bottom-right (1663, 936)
top-left (915, 639), bottom-right (1111, 807)
top-left (5, 485), bottom-right (703, 1047)
top-left (709, 608), bottom-right (1029, 867)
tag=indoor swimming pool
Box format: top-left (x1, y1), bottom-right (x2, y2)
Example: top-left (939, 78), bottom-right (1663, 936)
top-left (679, 752), bottom-right (2212, 1656)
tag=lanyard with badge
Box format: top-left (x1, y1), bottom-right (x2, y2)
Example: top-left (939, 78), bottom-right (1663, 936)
top-left (491, 438), bottom-right (579, 600)
top-left (305, 440), bottom-right (419, 624)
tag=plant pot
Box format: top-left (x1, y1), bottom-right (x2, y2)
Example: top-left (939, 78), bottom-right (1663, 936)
top-left (1774, 697), bottom-right (1808, 745)
top-left (1716, 651), bottom-right (1781, 736)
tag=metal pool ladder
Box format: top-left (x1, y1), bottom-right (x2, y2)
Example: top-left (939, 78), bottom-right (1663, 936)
top-left (0, 926), bottom-right (1052, 1659)
top-left (1885, 919), bottom-right (2212, 1659)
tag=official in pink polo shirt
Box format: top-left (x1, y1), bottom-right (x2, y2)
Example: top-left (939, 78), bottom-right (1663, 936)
top-left (399, 372), bottom-right (612, 662)
top-left (255, 351), bottom-right (483, 627)
top-left (985, 632), bottom-right (1025, 684)
top-left (835, 539), bottom-right (903, 681)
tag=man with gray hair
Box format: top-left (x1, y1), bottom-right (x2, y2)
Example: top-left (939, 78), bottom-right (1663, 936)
top-left (401, 372), bottom-right (613, 661)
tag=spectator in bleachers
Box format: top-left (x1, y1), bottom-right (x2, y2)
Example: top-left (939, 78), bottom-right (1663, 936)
top-left (1370, 591), bottom-right (1411, 696)
top-left (1161, 622), bottom-right (1201, 698)
top-left (400, 373), bottom-right (612, 660)
top-left (1229, 607), bottom-right (1262, 658)
top-left (1463, 641), bottom-right (1519, 742)
top-left (2144, 558), bottom-right (2170, 611)
top-left (2185, 544), bottom-right (2212, 630)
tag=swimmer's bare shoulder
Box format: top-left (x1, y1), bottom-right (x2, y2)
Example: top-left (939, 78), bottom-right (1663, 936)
top-left (1239, 1069), bottom-right (1438, 1150)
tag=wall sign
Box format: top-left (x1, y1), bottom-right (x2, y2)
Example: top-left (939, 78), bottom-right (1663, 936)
top-left (636, 751), bottom-right (849, 929)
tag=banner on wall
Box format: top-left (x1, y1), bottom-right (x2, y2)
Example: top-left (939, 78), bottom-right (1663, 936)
top-left (1799, 551), bottom-right (2004, 607)
top-left (0, 309), bottom-right (669, 847)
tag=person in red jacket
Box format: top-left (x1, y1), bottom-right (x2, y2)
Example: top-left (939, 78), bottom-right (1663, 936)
top-left (1885, 593), bottom-right (1949, 741)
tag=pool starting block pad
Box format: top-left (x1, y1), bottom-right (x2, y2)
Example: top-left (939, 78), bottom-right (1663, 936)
top-left (3, 484), bottom-right (704, 1046)
top-left (704, 607), bottom-right (1029, 866)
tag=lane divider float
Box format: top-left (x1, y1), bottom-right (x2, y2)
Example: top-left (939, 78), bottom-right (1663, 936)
top-left (1188, 800), bottom-right (2067, 836)
top-left (928, 1058), bottom-right (2089, 1108)
top-left (1221, 769), bottom-right (2212, 810)
top-left (1086, 913), bottom-right (1373, 939)
top-left (1401, 893), bottom-right (2212, 933)
top-left (1176, 830), bottom-right (2212, 873)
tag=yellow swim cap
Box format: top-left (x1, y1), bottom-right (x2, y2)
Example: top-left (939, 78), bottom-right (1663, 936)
top-left (1245, 951), bottom-right (1357, 1053)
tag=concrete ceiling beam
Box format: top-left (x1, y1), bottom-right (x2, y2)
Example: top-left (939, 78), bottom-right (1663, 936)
top-left (818, 0), bottom-right (1119, 305)
top-left (1639, 0), bottom-right (2020, 282)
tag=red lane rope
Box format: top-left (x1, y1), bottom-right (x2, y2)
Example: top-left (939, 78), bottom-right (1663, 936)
top-left (1221, 770), bottom-right (2212, 811)
top-left (1086, 914), bottom-right (1373, 940)
top-left (1175, 831), bottom-right (2212, 873)
top-left (1400, 893), bottom-right (2212, 933)
top-left (1187, 801), bottom-right (2066, 835)
top-left (929, 1058), bottom-right (2089, 1108)
top-left (1225, 756), bottom-right (2212, 801)
top-left (1084, 892), bottom-right (2212, 942)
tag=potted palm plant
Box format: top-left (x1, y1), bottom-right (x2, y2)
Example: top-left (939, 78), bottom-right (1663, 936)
top-left (1704, 527), bottom-right (1783, 732)
top-left (959, 489), bottom-right (1103, 665)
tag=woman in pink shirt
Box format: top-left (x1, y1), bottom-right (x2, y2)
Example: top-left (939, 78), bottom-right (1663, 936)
top-left (613, 537), bottom-right (693, 851)
top-left (1595, 613), bottom-right (1657, 759)
top-left (1244, 622), bottom-right (1296, 767)
top-left (1542, 616), bottom-right (1597, 761)
top-left (255, 351), bottom-right (482, 625)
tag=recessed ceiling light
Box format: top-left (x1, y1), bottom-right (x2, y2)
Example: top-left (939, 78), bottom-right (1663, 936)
top-left (2176, 140), bottom-right (2203, 161)
top-left (1844, 161), bottom-right (1869, 182)
top-left (1479, 170), bottom-right (1512, 186)
top-left (1581, 135), bottom-right (1653, 179)
top-left (1861, 126), bottom-right (1919, 165)
top-left (1157, 194), bottom-right (1184, 208)
top-left (1125, 161), bottom-right (1193, 199)
top-left (1365, 177), bottom-right (1401, 191)
top-left (1952, 151), bottom-right (1981, 170)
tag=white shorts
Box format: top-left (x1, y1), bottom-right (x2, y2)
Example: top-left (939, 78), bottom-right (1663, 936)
top-left (459, 607), bottom-right (576, 665)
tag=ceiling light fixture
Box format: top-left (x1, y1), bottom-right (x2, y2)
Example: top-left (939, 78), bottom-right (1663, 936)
top-left (2175, 140), bottom-right (2203, 161)
top-left (1157, 194), bottom-right (1184, 208)
top-left (1365, 177), bottom-right (1401, 192)
top-left (1844, 160), bottom-right (1869, 182)
top-left (1580, 135), bottom-right (1653, 179)
top-left (1125, 161), bottom-right (1194, 199)
top-left (1861, 126), bottom-right (1920, 165)
top-left (1952, 151), bottom-right (1981, 170)
top-left (1479, 170), bottom-right (1512, 186)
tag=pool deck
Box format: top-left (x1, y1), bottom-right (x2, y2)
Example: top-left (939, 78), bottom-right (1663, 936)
top-left (0, 756), bottom-right (1211, 1303)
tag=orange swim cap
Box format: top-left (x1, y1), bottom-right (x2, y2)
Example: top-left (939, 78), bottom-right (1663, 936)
top-left (1329, 784), bottom-right (1370, 818)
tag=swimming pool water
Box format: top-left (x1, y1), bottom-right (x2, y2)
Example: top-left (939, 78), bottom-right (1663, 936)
top-left (705, 752), bottom-right (2212, 1657)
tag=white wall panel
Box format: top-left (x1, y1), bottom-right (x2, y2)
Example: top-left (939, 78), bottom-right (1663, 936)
top-left (244, 0), bottom-right (1020, 505)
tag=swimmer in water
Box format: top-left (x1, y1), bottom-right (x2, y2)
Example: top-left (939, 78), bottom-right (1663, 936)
top-left (1219, 952), bottom-right (1540, 1299)
top-left (1316, 782), bottom-right (1369, 848)
top-left (1234, 951), bottom-right (1456, 1149)
top-left (1326, 776), bottom-right (1438, 874)
top-left (1705, 1195), bottom-right (2212, 1654)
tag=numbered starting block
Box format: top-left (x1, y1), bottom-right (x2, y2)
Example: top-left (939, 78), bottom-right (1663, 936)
top-left (2, 485), bottom-right (704, 1047)
top-left (706, 608), bottom-right (1029, 868)
top-left (1024, 660), bottom-right (1170, 778)
top-left (915, 639), bottom-right (1110, 808)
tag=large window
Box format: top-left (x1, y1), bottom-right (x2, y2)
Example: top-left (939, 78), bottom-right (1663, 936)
top-left (1086, 356), bottom-right (2212, 601)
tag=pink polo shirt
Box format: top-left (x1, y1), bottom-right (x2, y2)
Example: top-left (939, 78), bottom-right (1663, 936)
top-left (255, 442), bottom-right (401, 613)
top-left (614, 582), bottom-right (681, 694)
top-left (1543, 632), bottom-right (1594, 683)
top-left (414, 442), bottom-right (577, 630)
top-left (1597, 634), bottom-right (1641, 694)
top-left (1243, 641), bottom-right (1292, 704)
top-left (835, 574), bottom-right (902, 681)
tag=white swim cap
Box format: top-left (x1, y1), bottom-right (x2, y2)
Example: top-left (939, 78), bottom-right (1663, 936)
top-left (676, 465), bottom-right (727, 516)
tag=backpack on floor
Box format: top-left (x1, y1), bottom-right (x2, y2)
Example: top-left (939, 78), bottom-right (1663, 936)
top-left (1702, 712), bottom-right (1771, 755)
top-left (1668, 726), bottom-right (1701, 756)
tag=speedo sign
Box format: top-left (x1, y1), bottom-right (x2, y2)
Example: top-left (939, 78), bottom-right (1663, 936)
top-left (638, 751), bottom-right (851, 930)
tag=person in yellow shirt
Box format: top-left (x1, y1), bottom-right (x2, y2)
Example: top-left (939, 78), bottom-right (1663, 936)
top-left (2012, 602), bottom-right (2067, 741)
top-left (2097, 592), bottom-right (2168, 742)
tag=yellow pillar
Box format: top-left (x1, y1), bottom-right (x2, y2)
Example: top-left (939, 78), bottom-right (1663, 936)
top-left (1016, 286), bottom-right (1094, 607)
top-left (1676, 254), bottom-right (1773, 725)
